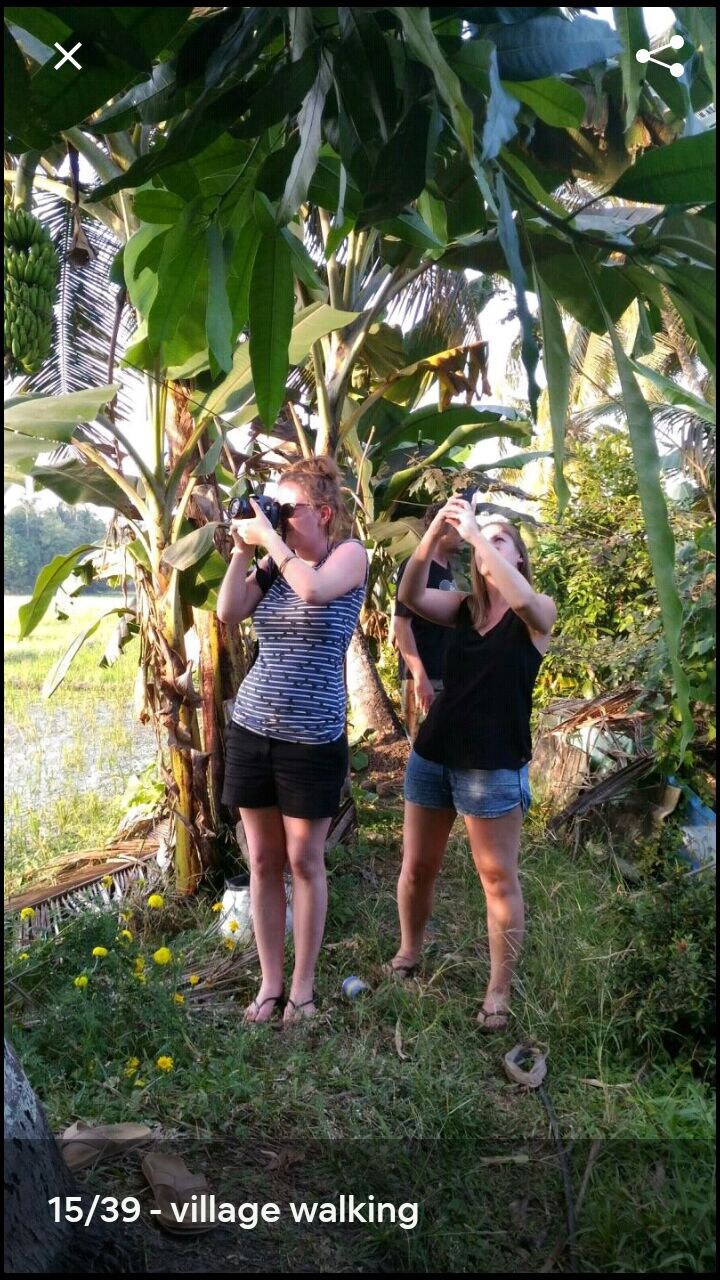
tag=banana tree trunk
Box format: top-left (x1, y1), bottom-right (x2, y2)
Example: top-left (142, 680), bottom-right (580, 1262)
top-left (195, 607), bottom-right (249, 834)
top-left (346, 624), bottom-right (404, 742)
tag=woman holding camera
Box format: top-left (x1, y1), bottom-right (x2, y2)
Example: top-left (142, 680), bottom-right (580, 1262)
top-left (217, 457), bottom-right (367, 1024)
top-left (388, 497), bottom-right (556, 1031)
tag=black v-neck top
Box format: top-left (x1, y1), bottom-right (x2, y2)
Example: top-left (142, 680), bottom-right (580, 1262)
top-left (413, 596), bottom-right (544, 770)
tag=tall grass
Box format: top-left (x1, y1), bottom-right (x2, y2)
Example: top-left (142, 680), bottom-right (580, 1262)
top-left (4, 595), bottom-right (155, 893)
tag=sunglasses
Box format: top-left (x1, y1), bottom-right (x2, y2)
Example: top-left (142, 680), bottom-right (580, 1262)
top-left (280, 502), bottom-right (315, 518)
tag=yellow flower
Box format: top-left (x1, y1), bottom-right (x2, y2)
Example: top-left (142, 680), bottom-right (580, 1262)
top-left (224, 938), bottom-right (236, 952)
top-left (133, 1078), bottom-right (147, 1088)
top-left (147, 894), bottom-right (165, 910)
top-left (19, 952), bottom-right (30, 961)
top-left (73, 975), bottom-right (89, 988)
top-left (101, 875), bottom-right (113, 889)
top-left (118, 929), bottom-right (133, 942)
top-left (211, 902), bottom-right (223, 913)
top-left (123, 1057), bottom-right (140, 1077)
top-left (152, 947), bottom-right (173, 966)
top-left (156, 1056), bottom-right (174, 1073)
top-left (92, 946), bottom-right (109, 958)
top-left (20, 907), bottom-right (35, 921)
top-left (119, 911), bottom-right (131, 922)
top-left (188, 974), bottom-right (200, 986)
top-left (134, 973), bottom-right (147, 985)
top-left (172, 993), bottom-right (185, 1005)
top-left (133, 956), bottom-right (145, 974)
top-left (228, 920), bottom-right (239, 933)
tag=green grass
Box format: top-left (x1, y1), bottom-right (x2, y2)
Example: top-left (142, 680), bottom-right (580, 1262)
top-left (4, 596), bottom-right (715, 1270)
top-left (5, 799), bottom-right (715, 1271)
top-left (4, 595), bottom-right (155, 893)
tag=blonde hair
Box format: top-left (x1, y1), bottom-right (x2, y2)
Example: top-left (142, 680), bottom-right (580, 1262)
top-left (281, 455), bottom-right (348, 541)
top-left (468, 522), bottom-right (533, 629)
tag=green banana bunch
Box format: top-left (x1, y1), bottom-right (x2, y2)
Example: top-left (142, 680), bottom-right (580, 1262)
top-left (4, 203), bottom-right (58, 376)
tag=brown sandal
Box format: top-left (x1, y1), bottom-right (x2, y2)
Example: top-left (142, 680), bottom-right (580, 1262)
top-left (476, 1005), bottom-right (511, 1032)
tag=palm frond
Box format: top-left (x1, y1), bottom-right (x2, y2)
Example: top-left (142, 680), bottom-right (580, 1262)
top-left (8, 189), bottom-right (142, 426)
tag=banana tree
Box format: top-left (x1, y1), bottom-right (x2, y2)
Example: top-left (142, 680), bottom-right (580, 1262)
top-left (5, 6), bottom-right (716, 868)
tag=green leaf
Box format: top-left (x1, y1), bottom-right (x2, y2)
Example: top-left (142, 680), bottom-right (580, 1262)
top-left (132, 185), bottom-right (186, 224)
top-left (277, 55), bottom-right (334, 224)
top-left (629, 362), bottom-right (716, 424)
top-left (502, 77), bottom-right (585, 128)
top-left (161, 523), bottom-right (222, 571)
top-left (42, 607), bottom-right (134, 699)
top-left (675, 7), bottom-right (715, 101)
top-left (195, 430), bottom-right (226, 477)
top-left (286, 302), bottom-right (357, 364)
top-left (249, 230), bottom-right (295, 427)
top-left (5, 385), bottom-right (119, 434)
top-left (147, 206), bottom-right (207, 355)
top-left (382, 418), bottom-right (531, 504)
top-left (474, 449), bottom-right (553, 472)
top-left (351, 751), bottom-right (369, 770)
top-left (30, 458), bottom-right (141, 516)
top-left (281, 227), bottom-right (325, 290)
top-left (227, 221), bottom-right (262, 333)
top-left (611, 132), bottom-right (716, 204)
top-left (613, 7), bottom-right (649, 134)
top-left (491, 14), bottom-right (621, 80)
top-left (382, 403), bottom-right (526, 453)
top-left (379, 210), bottom-right (443, 251)
top-left (576, 253), bottom-right (695, 755)
top-left (357, 102), bottom-right (432, 226)
top-left (493, 171), bottom-right (540, 418)
top-left (534, 270), bottom-right (571, 513)
top-left (123, 223), bottom-right (168, 315)
top-left (18, 546), bottom-right (99, 640)
top-left (206, 223), bottom-right (233, 374)
top-left (26, 9), bottom-right (191, 135)
top-left (179, 548), bottom-right (228, 610)
top-left (392, 7), bottom-right (475, 159)
top-left (89, 60), bottom-right (180, 132)
top-left (499, 148), bottom-right (568, 217)
top-left (4, 24), bottom-right (51, 148)
top-left (234, 43), bottom-right (319, 135)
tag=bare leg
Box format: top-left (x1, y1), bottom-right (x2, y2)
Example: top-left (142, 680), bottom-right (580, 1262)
top-left (282, 814), bottom-right (333, 1021)
top-left (238, 807), bottom-right (287, 1022)
top-left (391, 802), bottom-right (456, 971)
top-left (463, 807), bottom-right (524, 1026)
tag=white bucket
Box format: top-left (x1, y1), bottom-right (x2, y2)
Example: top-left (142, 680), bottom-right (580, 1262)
top-left (218, 874), bottom-right (293, 944)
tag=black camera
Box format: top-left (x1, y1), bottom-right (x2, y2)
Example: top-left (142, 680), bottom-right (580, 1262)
top-left (226, 495), bottom-right (282, 528)
top-left (456, 485), bottom-right (478, 505)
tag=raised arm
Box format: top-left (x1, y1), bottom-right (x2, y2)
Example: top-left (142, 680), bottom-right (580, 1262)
top-left (216, 542), bottom-right (269, 625)
top-left (443, 498), bottom-right (556, 637)
top-left (397, 509), bottom-right (465, 627)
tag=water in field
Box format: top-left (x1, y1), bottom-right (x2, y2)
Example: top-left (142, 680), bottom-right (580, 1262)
top-left (4, 596), bottom-right (156, 890)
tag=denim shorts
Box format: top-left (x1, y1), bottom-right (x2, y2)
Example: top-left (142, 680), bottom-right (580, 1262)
top-left (404, 750), bottom-right (531, 818)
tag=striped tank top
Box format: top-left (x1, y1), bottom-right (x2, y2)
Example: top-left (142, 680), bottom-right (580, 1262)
top-left (231, 542), bottom-right (367, 744)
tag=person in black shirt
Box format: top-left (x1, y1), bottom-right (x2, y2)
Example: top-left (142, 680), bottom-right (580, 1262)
top-left (391, 504), bottom-right (463, 741)
top-left (387, 497), bottom-right (556, 1032)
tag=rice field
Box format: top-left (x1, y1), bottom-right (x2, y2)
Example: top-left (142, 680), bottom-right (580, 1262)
top-left (4, 595), bottom-right (156, 896)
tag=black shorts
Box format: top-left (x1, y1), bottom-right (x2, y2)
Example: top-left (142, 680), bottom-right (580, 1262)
top-left (222, 722), bottom-right (349, 819)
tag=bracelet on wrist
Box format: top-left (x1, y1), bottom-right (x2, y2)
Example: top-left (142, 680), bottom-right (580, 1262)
top-left (277, 552), bottom-right (297, 575)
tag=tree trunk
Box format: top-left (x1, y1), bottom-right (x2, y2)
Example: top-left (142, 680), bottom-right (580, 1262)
top-left (196, 608), bottom-right (249, 842)
top-left (4, 1040), bottom-right (140, 1273)
top-left (346, 624), bottom-right (404, 742)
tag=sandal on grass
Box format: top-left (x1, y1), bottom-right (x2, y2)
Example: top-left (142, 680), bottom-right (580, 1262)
top-left (58, 1120), bottom-right (152, 1173)
top-left (284, 991), bottom-right (318, 1022)
top-left (476, 1005), bottom-right (511, 1033)
top-left (141, 1153), bottom-right (217, 1234)
top-left (243, 990), bottom-right (284, 1023)
top-left (384, 959), bottom-right (420, 981)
